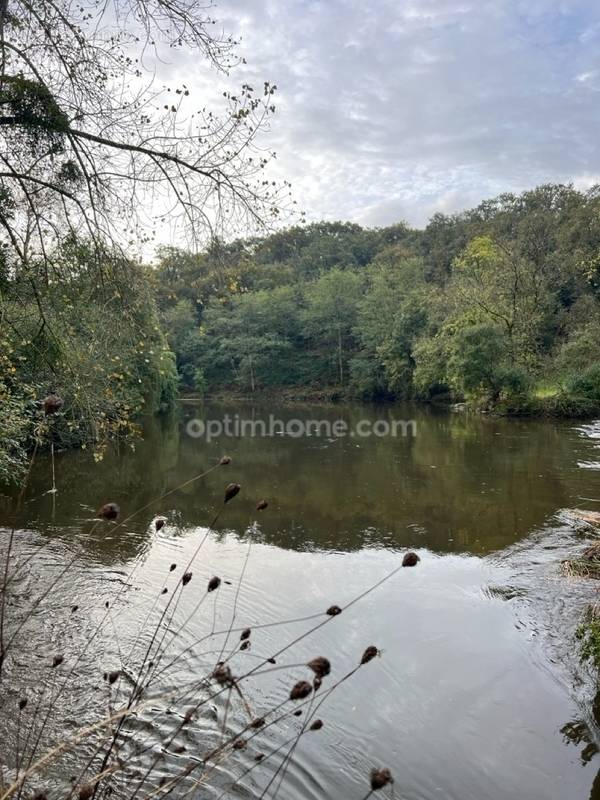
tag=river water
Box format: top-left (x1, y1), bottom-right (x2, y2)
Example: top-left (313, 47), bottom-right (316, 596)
top-left (1, 402), bottom-right (600, 799)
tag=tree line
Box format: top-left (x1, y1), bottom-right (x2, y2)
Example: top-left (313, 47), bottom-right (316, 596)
top-left (154, 183), bottom-right (600, 416)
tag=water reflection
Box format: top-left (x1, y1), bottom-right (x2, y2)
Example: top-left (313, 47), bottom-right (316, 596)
top-left (1, 402), bottom-right (600, 800)
top-left (2, 402), bottom-right (594, 559)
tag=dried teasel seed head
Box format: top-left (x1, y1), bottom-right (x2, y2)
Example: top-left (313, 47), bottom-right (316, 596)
top-left (240, 640), bottom-right (250, 651)
top-left (207, 575), bottom-right (221, 592)
top-left (361, 646), bottom-right (379, 665)
top-left (170, 563), bottom-right (177, 571)
top-left (256, 499), bottom-right (268, 511)
top-left (370, 768), bottom-right (393, 791)
top-left (233, 738), bottom-right (247, 750)
top-left (43, 394), bottom-right (63, 416)
top-left (290, 680), bottom-right (312, 701)
top-left (220, 455), bottom-right (231, 465)
top-left (402, 551), bottom-right (420, 567)
top-left (268, 657), bottom-right (276, 664)
top-left (155, 518), bottom-right (166, 531)
top-left (108, 670), bottom-right (120, 685)
top-left (293, 709), bottom-right (302, 717)
top-left (254, 753), bottom-right (265, 762)
top-left (98, 502), bottom-right (120, 521)
top-left (71, 605), bottom-right (79, 613)
top-left (182, 571), bottom-right (193, 586)
top-left (18, 697), bottom-right (27, 710)
top-left (251, 717), bottom-right (265, 729)
top-left (173, 744), bottom-right (186, 754)
top-left (105, 601), bottom-right (110, 609)
top-left (52, 655), bottom-right (64, 668)
top-left (326, 605), bottom-right (342, 616)
top-left (212, 663), bottom-right (233, 686)
top-left (32, 792), bottom-right (48, 800)
top-left (240, 628), bottom-right (251, 641)
top-left (161, 588), bottom-right (168, 595)
top-left (310, 719), bottom-right (324, 731)
top-left (307, 656), bottom-right (330, 679)
top-left (224, 483), bottom-right (241, 503)
top-left (78, 784), bottom-right (94, 800)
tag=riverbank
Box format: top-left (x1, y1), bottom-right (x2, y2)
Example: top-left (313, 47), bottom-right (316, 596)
top-left (180, 386), bottom-right (600, 420)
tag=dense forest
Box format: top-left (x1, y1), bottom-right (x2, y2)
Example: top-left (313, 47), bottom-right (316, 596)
top-left (154, 183), bottom-right (600, 414)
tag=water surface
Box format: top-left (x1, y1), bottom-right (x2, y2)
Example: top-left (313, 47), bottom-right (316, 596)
top-left (1, 402), bottom-right (600, 799)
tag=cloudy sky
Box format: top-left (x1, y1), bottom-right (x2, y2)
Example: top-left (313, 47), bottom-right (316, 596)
top-left (172, 0), bottom-right (600, 230)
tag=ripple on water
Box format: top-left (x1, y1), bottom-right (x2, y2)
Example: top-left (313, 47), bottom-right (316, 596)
top-left (576, 421), bottom-right (600, 440)
top-left (1, 515), bottom-right (599, 800)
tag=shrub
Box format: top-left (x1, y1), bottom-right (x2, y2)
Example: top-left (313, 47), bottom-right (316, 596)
top-left (566, 365), bottom-right (600, 404)
top-left (577, 606), bottom-right (600, 675)
top-left (447, 324), bottom-right (507, 399)
top-left (0, 380), bottom-right (36, 483)
top-left (1, 248), bottom-right (178, 465)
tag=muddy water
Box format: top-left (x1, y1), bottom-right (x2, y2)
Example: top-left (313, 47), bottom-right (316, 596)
top-left (1, 402), bottom-right (600, 799)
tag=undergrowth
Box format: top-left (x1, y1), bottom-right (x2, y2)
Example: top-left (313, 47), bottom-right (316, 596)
top-left (577, 606), bottom-right (600, 675)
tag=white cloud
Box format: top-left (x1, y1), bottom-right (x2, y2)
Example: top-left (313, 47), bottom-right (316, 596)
top-left (154, 0), bottom-right (600, 234)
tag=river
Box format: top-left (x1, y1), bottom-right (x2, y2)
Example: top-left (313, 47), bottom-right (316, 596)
top-left (1, 401), bottom-right (600, 800)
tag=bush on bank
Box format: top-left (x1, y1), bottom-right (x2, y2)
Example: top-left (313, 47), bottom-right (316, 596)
top-left (0, 247), bottom-right (177, 484)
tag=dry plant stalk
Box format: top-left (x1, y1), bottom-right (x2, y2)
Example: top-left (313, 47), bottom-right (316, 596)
top-left (0, 453), bottom-right (409, 800)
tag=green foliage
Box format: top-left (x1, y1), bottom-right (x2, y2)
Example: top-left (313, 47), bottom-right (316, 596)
top-left (556, 306), bottom-right (600, 375)
top-left (0, 244), bottom-right (178, 470)
top-left (412, 335), bottom-right (452, 400)
top-left (0, 378), bottom-right (35, 483)
top-left (352, 252), bottom-right (430, 397)
top-left (577, 609), bottom-right (600, 674)
top-left (161, 299), bottom-right (204, 389)
top-left (565, 365), bottom-right (600, 405)
top-left (0, 75), bottom-right (69, 151)
top-left (193, 367), bottom-right (208, 395)
top-left (302, 269), bottom-right (364, 385)
top-left (152, 183), bottom-right (600, 417)
top-left (198, 287), bottom-right (299, 391)
top-left (448, 325), bottom-right (507, 399)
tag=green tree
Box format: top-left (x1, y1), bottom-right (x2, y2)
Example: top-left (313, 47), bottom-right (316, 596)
top-left (199, 286), bottom-right (300, 391)
top-left (448, 324), bottom-right (507, 399)
top-left (451, 236), bottom-right (547, 369)
top-left (353, 252), bottom-right (430, 397)
top-left (161, 299), bottom-right (204, 389)
top-left (302, 269), bottom-right (363, 385)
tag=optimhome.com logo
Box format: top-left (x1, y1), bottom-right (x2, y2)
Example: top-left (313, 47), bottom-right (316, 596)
top-left (185, 414), bottom-right (417, 443)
